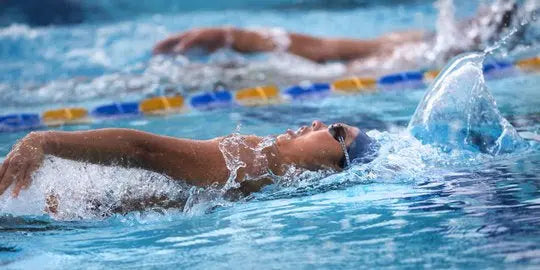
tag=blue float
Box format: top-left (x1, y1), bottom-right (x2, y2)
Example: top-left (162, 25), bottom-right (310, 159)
top-left (378, 71), bottom-right (425, 90)
top-left (0, 113), bottom-right (42, 132)
top-left (482, 61), bottom-right (512, 73)
top-left (190, 90), bottom-right (233, 109)
top-left (283, 83), bottom-right (330, 99)
top-left (378, 71), bottom-right (424, 84)
top-left (482, 60), bottom-right (515, 79)
top-left (91, 102), bottom-right (140, 118)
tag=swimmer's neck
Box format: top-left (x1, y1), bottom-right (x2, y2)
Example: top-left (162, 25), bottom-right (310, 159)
top-left (212, 134), bottom-right (320, 193)
top-left (214, 134), bottom-right (286, 180)
top-left (213, 133), bottom-right (336, 195)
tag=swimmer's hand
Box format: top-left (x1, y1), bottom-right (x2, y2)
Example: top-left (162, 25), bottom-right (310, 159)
top-left (0, 132), bottom-right (44, 197)
top-left (153, 27), bottom-right (229, 55)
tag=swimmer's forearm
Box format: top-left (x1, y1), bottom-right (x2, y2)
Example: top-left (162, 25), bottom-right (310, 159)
top-left (229, 29), bottom-right (329, 60)
top-left (40, 129), bottom-right (155, 168)
top-left (229, 28), bottom-right (277, 53)
top-left (322, 38), bottom-right (381, 61)
top-left (38, 129), bottom-right (228, 186)
top-left (231, 28), bottom-right (380, 62)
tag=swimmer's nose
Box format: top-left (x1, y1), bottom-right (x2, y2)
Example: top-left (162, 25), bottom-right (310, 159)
top-left (312, 120), bottom-right (325, 130)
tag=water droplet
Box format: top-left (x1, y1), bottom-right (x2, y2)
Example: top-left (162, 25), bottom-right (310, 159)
top-left (338, 136), bottom-right (350, 167)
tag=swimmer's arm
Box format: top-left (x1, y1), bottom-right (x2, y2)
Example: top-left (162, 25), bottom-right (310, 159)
top-left (230, 29), bottom-right (380, 62)
top-left (0, 129), bottom-right (228, 196)
top-left (153, 27), bottom-right (381, 62)
top-left (288, 33), bottom-right (381, 62)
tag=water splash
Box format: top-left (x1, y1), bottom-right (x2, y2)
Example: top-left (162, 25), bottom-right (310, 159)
top-left (0, 157), bottom-right (190, 220)
top-left (217, 131), bottom-right (279, 192)
top-left (351, 0), bottom-right (538, 75)
top-left (218, 134), bottom-right (248, 191)
top-left (408, 52), bottom-right (526, 154)
top-left (485, 25), bottom-right (520, 56)
top-left (428, 0), bottom-right (471, 66)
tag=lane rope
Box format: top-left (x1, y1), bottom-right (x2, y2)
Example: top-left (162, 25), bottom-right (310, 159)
top-left (1, 56), bottom-right (538, 132)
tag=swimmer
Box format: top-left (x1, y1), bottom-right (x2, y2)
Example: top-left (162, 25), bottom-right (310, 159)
top-left (153, 0), bottom-right (520, 73)
top-left (0, 121), bottom-right (376, 200)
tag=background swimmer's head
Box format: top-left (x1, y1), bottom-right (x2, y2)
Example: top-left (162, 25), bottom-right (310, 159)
top-left (275, 120), bottom-right (374, 171)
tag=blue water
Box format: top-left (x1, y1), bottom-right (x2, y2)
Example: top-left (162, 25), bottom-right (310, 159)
top-left (1, 0), bottom-right (540, 269)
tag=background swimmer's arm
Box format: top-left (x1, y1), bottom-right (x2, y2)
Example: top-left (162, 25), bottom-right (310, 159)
top-left (0, 129), bottom-right (229, 196)
top-left (153, 26), bottom-right (382, 62)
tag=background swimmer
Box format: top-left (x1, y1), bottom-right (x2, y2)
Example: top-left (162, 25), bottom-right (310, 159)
top-left (153, 0), bottom-right (521, 75)
top-left (0, 121), bottom-right (374, 200)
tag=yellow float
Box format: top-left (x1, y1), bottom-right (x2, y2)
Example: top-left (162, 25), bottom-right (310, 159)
top-left (516, 56), bottom-right (540, 71)
top-left (331, 77), bottom-right (377, 93)
top-left (235, 85), bottom-right (281, 106)
top-left (423, 70), bottom-right (440, 82)
top-left (139, 96), bottom-right (184, 115)
top-left (42, 108), bottom-right (88, 126)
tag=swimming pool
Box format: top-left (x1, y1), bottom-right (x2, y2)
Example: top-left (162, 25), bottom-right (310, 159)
top-left (1, 0), bottom-right (540, 269)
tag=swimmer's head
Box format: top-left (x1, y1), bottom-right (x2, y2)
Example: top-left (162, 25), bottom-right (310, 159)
top-left (329, 123), bottom-right (376, 168)
top-left (276, 120), bottom-right (376, 171)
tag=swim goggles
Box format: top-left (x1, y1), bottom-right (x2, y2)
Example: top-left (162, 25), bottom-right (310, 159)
top-left (328, 124), bottom-right (376, 168)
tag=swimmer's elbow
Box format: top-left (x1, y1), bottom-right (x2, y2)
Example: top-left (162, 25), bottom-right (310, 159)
top-left (129, 133), bottom-right (161, 167)
top-left (129, 133), bottom-right (184, 177)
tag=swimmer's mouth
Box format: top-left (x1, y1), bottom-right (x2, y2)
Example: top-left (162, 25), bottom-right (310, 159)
top-left (275, 125), bottom-right (311, 141)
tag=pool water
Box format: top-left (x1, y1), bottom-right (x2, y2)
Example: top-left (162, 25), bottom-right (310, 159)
top-left (1, 0), bottom-right (540, 269)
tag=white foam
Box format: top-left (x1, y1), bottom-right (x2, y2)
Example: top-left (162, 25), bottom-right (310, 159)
top-left (0, 24), bottom-right (40, 39)
top-left (0, 156), bottom-right (190, 220)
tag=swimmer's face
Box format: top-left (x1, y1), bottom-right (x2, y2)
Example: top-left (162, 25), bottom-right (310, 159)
top-left (276, 120), bottom-right (360, 170)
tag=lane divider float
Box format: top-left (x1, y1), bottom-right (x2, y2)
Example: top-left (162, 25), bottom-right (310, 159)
top-left (42, 108), bottom-right (88, 126)
top-left (0, 114), bottom-right (42, 132)
top-left (235, 85), bottom-right (281, 106)
top-left (378, 71), bottom-right (424, 90)
top-left (423, 70), bottom-right (440, 83)
top-left (331, 77), bottom-right (376, 93)
top-left (91, 102), bottom-right (140, 118)
top-left (515, 56), bottom-right (540, 72)
top-left (190, 90), bottom-right (233, 109)
top-left (140, 96), bottom-right (184, 115)
top-left (283, 83), bottom-right (330, 100)
top-left (482, 60), bottom-right (515, 79)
